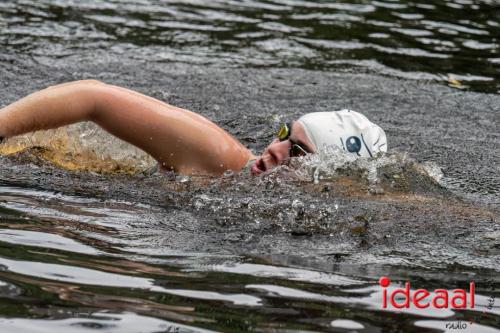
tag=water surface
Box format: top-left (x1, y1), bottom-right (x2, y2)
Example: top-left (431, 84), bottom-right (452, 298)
top-left (0, 0), bottom-right (499, 92)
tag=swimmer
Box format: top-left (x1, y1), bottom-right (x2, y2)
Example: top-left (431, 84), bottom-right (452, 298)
top-left (0, 80), bottom-right (387, 175)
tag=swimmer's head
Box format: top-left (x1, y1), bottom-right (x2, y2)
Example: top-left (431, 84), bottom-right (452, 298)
top-left (297, 109), bottom-right (387, 158)
top-left (251, 109), bottom-right (387, 174)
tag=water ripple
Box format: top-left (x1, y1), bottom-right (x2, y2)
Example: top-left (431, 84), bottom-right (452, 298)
top-left (0, 312), bottom-right (217, 333)
top-left (0, 0), bottom-right (497, 92)
top-left (0, 230), bottom-right (100, 255)
top-left (0, 257), bottom-right (263, 306)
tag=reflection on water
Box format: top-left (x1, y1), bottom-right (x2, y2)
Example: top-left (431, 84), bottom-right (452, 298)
top-left (0, 312), bottom-right (218, 333)
top-left (0, 173), bottom-right (499, 332)
top-left (0, 0), bottom-right (499, 92)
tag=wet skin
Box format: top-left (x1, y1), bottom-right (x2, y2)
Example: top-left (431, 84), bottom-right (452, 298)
top-left (0, 80), bottom-right (316, 176)
top-left (0, 80), bottom-right (254, 176)
top-left (251, 121), bottom-right (316, 175)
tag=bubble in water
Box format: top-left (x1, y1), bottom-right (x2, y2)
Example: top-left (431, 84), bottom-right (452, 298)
top-left (421, 161), bottom-right (444, 183)
top-left (177, 175), bottom-right (190, 183)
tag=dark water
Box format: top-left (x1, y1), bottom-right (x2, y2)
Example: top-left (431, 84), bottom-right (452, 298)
top-left (0, 0), bottom-right (499, 93)
top-left (1, 1), bottom-right (500, 333)
top-left (0, 165), bottom-right (499, 333)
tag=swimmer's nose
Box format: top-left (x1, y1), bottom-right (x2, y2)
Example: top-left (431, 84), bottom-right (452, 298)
top-left (266, 140), bottom-right (290, 166)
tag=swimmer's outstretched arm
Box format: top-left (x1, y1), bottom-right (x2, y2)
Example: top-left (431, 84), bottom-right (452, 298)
top-left (0, 80), bottom-right (255, 175)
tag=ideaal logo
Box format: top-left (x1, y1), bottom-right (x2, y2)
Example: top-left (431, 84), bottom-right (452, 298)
top-left (379, 276), bottom-right (497, 331)
top-left (378, 276), bottom-right (475, 309)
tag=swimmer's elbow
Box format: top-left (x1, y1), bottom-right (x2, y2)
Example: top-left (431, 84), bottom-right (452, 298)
top-left (77, 80), bottom-right (108, 121)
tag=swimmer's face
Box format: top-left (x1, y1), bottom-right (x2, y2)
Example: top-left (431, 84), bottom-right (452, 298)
top-left (251, 121), bottom-right (316, 175)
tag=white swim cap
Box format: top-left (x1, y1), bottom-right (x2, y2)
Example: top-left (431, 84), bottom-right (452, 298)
top-left (297, 109), bottom-right (387, 158)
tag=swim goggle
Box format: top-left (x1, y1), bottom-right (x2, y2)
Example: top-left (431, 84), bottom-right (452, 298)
top-left (276, 122), bottom-right (308, 157)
